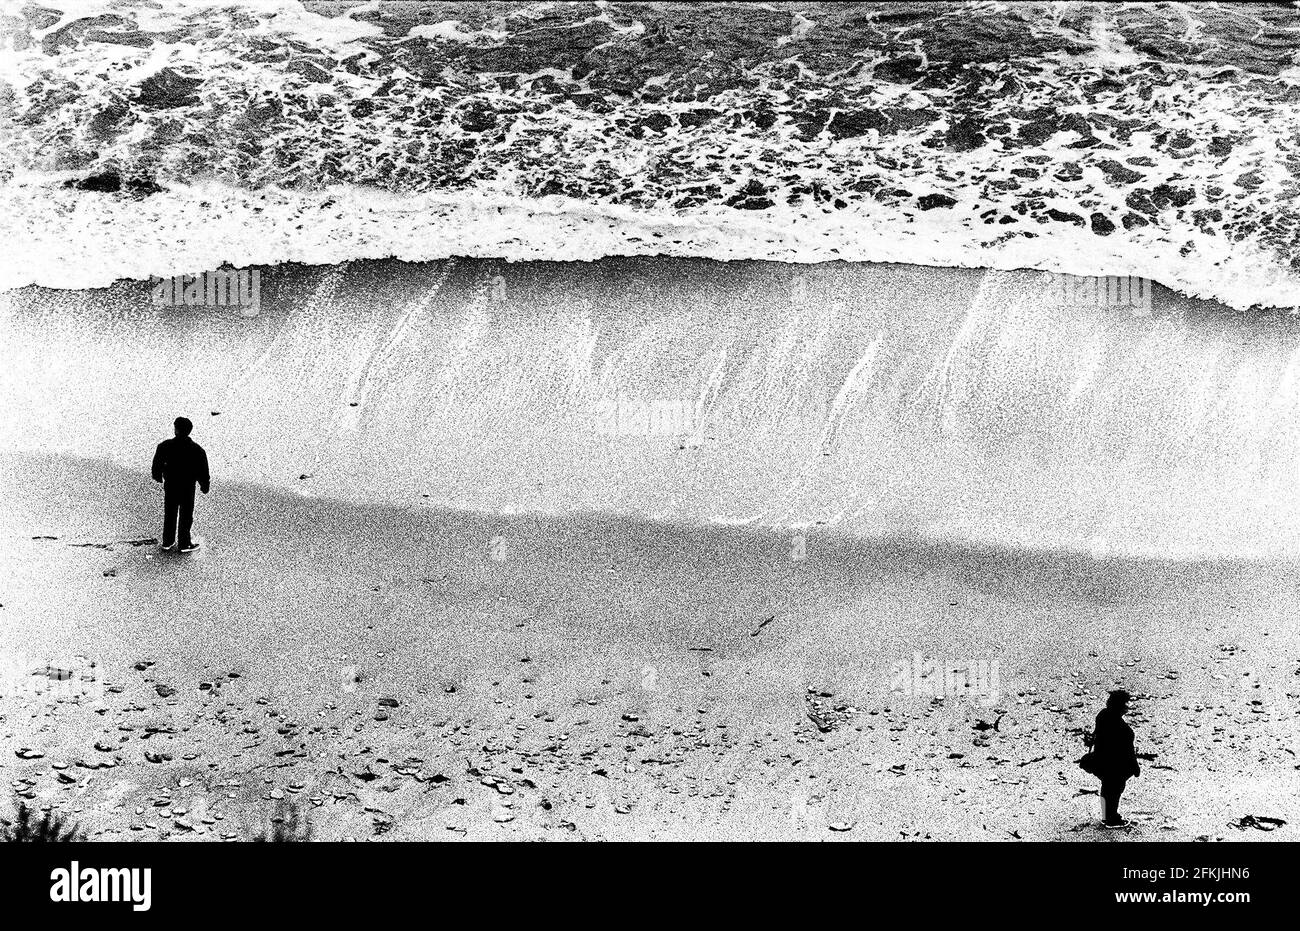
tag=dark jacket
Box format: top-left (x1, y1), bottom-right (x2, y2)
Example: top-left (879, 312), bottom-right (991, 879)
top-left (1091, 707), bottom-right (1139, 779)
top-left (152, 437), bottom-right (210, 493)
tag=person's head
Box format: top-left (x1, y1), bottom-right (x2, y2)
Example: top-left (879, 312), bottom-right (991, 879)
top-left (174, 416), bottom-right (193, 438)
top-left (1107, 689), bottom-right (1132, 713)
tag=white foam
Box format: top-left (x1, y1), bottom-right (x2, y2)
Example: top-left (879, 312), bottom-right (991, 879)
top-left (3, 0), bottom-right (1299, 311)
top-left (776, 10), bottom-right (816, 47)
top-left (2, 175), bottom-right (1298, 311)
top-left (408, 20), bottom-right (509, 44)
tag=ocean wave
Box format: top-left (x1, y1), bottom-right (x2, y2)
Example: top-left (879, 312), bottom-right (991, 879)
top-left (3, 175), bottom-right (1300, 310)
top-left (2, 1), bottom-right (1300, 307)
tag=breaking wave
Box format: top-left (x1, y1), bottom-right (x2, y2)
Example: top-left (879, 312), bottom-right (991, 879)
top-left (2, 1), bottom-right (1300, 308)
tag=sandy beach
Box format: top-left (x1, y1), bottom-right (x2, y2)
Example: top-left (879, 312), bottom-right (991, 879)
top-left (2, 451), bottom-right (1296, 841)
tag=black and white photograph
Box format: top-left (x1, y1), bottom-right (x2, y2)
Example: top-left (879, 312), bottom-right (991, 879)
top-left (0, 0), bottom-right (1295, 914)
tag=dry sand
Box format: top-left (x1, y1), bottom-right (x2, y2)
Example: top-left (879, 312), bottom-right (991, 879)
top-left (1, 452), bottom-right (1296, 841)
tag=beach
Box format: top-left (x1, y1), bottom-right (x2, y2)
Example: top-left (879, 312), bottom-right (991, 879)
top-left (4, 0), bottom-right (1300, 851)
top-left (3, 451), bottom-right (1296, 841)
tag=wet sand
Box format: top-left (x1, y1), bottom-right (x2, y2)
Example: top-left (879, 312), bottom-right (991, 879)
top-left (1, 452), bottom-right (1296, 841)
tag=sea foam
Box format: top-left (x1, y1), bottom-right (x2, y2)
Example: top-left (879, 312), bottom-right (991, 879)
top-left (2, 176), bottom-right (1298, 311)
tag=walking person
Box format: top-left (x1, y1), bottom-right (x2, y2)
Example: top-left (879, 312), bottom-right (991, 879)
top-left (1079, 689), bottom-right (1141, 828)
top-left (151, 416), bottom-right (210, 553)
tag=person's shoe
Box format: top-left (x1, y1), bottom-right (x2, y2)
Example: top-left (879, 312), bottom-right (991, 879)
top-left (1102, 818), bottom-right (1129, 829)
top-left (178, 543), bottom-right (200, 553)
top-left (159, 542), bottom-right (176, 552)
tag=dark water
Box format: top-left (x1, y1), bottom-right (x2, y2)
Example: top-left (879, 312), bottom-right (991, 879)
top-left (2, 2), bottom-right (1300, 304)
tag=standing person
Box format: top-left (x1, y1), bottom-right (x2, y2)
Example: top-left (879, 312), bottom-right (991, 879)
top-left (151, 417), bottom-right (210, 553)
top-left (1087, 689), bottom-right (1141, 828)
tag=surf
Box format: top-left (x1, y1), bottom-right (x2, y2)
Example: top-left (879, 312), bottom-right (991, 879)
top-left (4, 1), bottom-right (1300, 309)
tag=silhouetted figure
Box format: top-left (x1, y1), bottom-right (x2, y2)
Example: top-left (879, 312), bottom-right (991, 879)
top-left (1088, 689), bottom-right (1140, 827)
top-left (151, 417), bottom-right (210, 553)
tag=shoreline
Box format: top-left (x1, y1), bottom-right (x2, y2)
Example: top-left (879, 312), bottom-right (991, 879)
top-left (4, 180), bottom-right (1299, 312)
top-left (2, 248), bottom-right (1279, 323)
top-left (6, 256), bottom-right (1300, 562)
